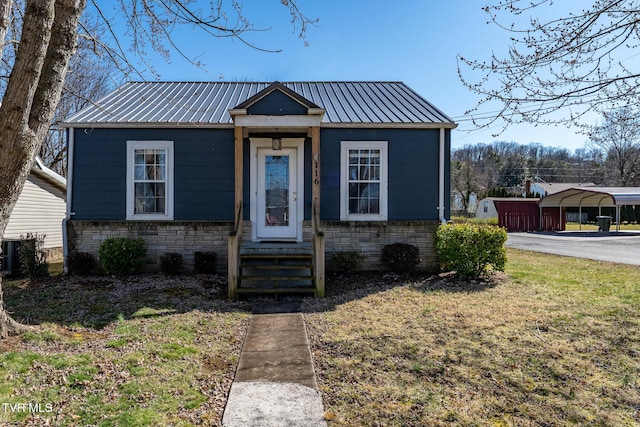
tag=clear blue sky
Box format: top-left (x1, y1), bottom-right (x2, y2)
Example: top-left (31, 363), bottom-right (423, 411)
top-left (107, 1), bottom-right (590, 152)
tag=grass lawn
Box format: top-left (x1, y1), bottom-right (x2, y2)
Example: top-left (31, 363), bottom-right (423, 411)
top-left (303, 250), bottom-right (640, 426)
top-left (1, 250), bottom-right (639, 426)
top-left (0, 273), bottom-right (249, 426)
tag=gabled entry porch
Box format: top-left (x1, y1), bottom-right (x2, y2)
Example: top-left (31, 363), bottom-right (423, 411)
top-left (226, 82), bottom-right (325, 299)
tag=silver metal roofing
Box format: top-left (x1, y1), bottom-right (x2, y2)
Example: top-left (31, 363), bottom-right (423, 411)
top-left (539, 187), bottom-right (640, 207)
top-left (63, 81), bottom-right (456, 128)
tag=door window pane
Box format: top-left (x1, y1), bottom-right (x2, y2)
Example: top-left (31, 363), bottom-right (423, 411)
top-left (265, 155), bottom-right (289, 226)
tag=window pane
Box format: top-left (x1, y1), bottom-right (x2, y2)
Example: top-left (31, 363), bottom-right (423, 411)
top-left (349, 182), bottom-right (359, 198)
top-left (156, 152), bottom-right (166, 165)
top-left (155, 196), bottom-right (165, 213)
top-left (371, 166), bottom-right (380, 180)
top-left (155, 182), bottom-right (165, 197)
top-left (359, 165), bottom-right (370, 180)
top-left (349, 198), bottom-right (359, 214)
top-left (135, 165), bottom-right (145, 180)
top-left (134, 151), bottom-right (145, 165)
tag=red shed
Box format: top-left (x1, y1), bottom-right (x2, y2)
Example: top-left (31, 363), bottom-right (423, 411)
top-left (478, 198), bottom-right (565, 232)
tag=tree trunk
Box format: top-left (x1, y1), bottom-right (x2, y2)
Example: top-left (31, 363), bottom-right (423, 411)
top-left (0, 0), bottom-right (86, 339)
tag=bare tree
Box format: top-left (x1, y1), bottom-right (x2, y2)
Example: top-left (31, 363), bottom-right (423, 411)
top-left (0, 0), bottom-right (315, 337)
top-left (0, 0), bottom-right (86, 337)
top-left (41, 15), bottom-right (115, 175)
top-left (588, 107), bottom-right (640, 186)
top-left (451, 159), bottom-right (481, 213)
top-left (459, 0), bottom-right (640, 130)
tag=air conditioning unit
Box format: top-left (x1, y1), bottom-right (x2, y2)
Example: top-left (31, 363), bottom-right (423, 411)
top-left (0, 240), bottom-right (22, 275)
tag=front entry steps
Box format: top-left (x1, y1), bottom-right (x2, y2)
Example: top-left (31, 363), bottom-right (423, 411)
top-left (238, 242), bottom-right (316, 297)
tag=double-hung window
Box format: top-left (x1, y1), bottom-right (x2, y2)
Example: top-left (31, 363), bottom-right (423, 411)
top-left (340, 141), bottom-right (388, 220)
top-left (126, 141), bottom-right (174, 220)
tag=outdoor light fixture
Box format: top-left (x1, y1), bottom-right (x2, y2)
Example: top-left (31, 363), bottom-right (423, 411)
top-left (272, 137), bottom-right (282, 150)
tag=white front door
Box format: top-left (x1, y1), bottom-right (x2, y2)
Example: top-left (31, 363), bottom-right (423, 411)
top-left (256, 147), bottom-right (298, 240)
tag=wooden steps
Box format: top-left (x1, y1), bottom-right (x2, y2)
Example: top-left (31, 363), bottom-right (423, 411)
top-left (238, 242), bottom-right (316, 297)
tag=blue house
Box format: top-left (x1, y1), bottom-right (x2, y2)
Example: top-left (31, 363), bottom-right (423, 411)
top-left (63, 81), bottom-right (455, 297)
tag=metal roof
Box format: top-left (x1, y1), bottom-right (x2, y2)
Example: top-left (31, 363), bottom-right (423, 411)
top-left (531, 182), bottom-right (596, 195)
top-left (539, 187), bottom-right (640, 207)
top-left (63, 81), bottom-right (456, 128)
top-left (32, 156), bottom-right (66, 192)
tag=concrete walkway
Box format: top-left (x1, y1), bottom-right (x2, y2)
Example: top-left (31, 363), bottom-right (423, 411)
top-left (222, 310), bottom-right (327, 426)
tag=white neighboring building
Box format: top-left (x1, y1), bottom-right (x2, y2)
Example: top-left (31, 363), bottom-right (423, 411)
top-left (2, 158), bottom-right (66, 273)
top-left (451, 191), bottom-right (478, 214)
top-left (475, 197), bottom-right (501, 219)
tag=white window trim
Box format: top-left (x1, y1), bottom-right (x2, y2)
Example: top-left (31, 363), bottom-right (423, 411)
top-left (340, 141), bottom-right (388, 221)
top-left (126, 140), bottom-right (174, 220)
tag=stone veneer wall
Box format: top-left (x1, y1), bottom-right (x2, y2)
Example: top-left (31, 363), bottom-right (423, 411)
top-left (318, 221), bottom-right (440, 271)
top-left (66, 221), bottom-right (234, 272)
top-left (67, 220), bottom-right (440, 272)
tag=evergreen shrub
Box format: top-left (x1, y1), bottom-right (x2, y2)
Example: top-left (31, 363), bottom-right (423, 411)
top-left (18, 232), bottom-right (49, 279)
top-left (159, 252), bottom-right (183, 276)
top-left (67, 251), bottom-right (96, 276)
top-left (194, 251), bottom-right (217, 274)
top-left (98, 237), bottom-right (146, 275)
top-left (381, 243), bottom-right (420, 273)
top-left (327, 251), bottom-right (365, 272)
top-left (436, 223), bottom-right (507, 279)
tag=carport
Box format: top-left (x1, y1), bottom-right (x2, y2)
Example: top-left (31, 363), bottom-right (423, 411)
top-left (538, 187), bottom-right (640, 231)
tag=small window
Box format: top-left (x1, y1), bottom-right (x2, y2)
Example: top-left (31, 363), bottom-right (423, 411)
top-left (126, 141), bottom-right (174, 220)
top-left (340, 141), bottom-right (388, 220)
top-left (483, 200), bottom-right (489, 213)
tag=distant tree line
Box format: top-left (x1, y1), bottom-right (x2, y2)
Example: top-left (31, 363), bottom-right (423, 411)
top-left (452, 141), bottom-right (605, 210)
top-left (452, 135), bottom-right (640, 223)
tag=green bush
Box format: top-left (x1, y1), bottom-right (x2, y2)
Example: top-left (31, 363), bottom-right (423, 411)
top-left (98, 237), bottom-right (146, 276)
top-left (160, 252), bottom-right (183, 276)
top-left (436, 223), bottom-right (507, 279)
top-left (67, 251), bottom-right (96, 276)
top-left (18, 233), bottom-right (49, 279)
top-left (381, 243), bottom-right (421, 273)
top-left (327, 251), bottom-right (365, 272)
top-left (194, 251), bottom-right (217, 274)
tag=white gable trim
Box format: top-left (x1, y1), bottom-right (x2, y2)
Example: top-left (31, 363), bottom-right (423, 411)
top-left (233, 114), bottom-right (323, 128)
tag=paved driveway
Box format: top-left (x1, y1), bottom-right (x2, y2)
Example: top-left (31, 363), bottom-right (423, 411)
top-left (506, 231), bottom-right (640, 266)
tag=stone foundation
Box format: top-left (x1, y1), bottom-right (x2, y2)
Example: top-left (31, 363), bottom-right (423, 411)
top-left (318, 221), bottom-right (440, 271)
top-left (67, 220), bottom-right (234, 272)
top-left (67, 220), bottom-right (440, 273)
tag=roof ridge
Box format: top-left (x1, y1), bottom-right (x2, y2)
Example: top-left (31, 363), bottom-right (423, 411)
top-left (125, 80), bottom-right (407, 84)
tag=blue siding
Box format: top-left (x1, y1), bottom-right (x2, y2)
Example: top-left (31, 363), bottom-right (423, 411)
top-left (72, 129), bottom-right (126, 219)
top-left (72, 128), bottom-right (235, 220)
top-left (319, 128), bottom-right (447, 221)
top-left (174, 130), bottom-right (235, 220)
top-left (247, 90), bottom-right (308, 116)
top-left (71, 126), bottom-right (450, 223)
